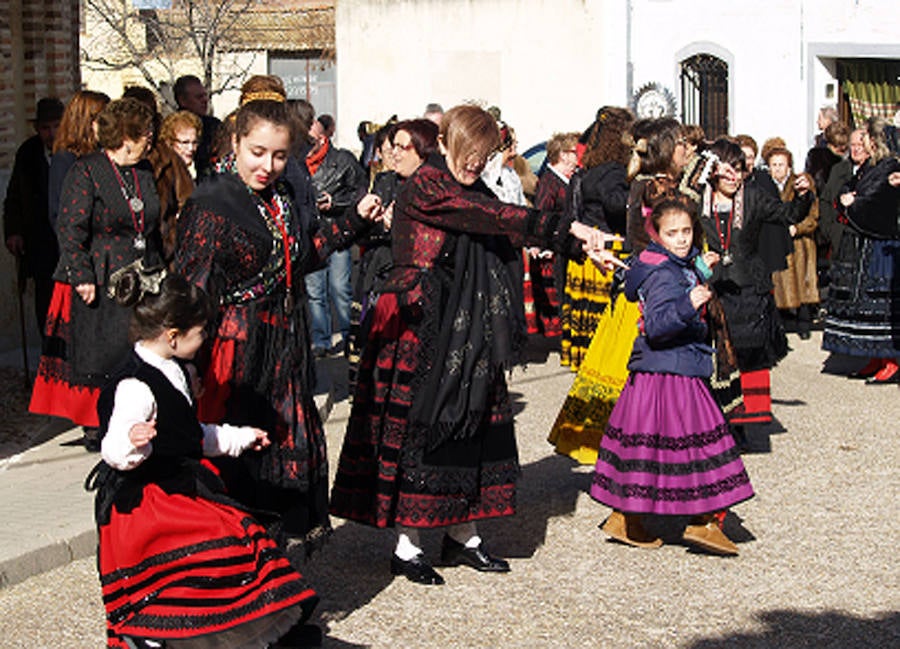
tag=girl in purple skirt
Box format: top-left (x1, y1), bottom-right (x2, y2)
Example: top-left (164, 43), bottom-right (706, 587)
top-left (590, 200), bottom-right (754, 555)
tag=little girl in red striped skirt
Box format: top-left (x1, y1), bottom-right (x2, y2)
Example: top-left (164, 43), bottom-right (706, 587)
top-left (88, 269), bottom-right (320, 648)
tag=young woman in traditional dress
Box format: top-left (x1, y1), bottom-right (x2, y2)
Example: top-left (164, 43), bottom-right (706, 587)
top-left (549, 117), bottom-right (692, 463)
top-left (698, 138), bottom-right (811, 443)
top-left (592, 200), bottom-right (754, 555)
top-left (174, 77), bottom-right (374, 556)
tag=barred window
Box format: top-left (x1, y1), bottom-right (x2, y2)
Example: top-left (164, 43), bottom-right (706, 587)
top-left (681, 54), bottom-right (729, 138)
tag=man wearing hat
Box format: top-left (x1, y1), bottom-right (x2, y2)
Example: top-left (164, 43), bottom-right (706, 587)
top-left (3, 97), bottom-right (64, 336)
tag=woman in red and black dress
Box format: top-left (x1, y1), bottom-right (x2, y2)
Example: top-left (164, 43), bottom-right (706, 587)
top-left (30, 98), bottom-right (162, 448)
top-left (526, 131), bottom-right (580, 337)
top-left (329, 105), bottom-right (612, 585)
top-left (175, 79), bottom-right (371, 555)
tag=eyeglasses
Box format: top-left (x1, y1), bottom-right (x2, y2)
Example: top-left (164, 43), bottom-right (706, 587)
top-left (393, 141), bottom-right (415, 152)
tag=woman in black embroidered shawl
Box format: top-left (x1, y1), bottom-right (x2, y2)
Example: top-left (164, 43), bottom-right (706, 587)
top-left (330, 104), bottom-right (615, 585)
top-left (174, 80), bottom-right (370, 554)
top-left (698, 138), bottom-right (812, 441)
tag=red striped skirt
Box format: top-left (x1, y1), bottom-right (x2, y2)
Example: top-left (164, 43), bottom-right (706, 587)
top-left (100, 478), bottom-right (317, 648)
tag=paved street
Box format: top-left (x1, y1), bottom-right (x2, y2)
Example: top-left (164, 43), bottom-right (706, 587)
top-left (0, 332), bottom-right (898, 648)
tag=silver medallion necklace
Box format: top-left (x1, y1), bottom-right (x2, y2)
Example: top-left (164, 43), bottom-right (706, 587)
top-left (106, 152), bottom-right (146, 250)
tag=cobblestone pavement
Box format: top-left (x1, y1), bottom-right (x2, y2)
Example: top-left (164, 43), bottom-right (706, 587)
top-left (0, 333), bottom-right (898, 648)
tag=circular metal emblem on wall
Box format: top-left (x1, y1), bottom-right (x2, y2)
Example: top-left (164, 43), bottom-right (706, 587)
top-left (631, 82), bottom-right (677, 119)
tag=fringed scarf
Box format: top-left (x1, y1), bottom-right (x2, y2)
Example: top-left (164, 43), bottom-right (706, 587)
top-left (409, 230), bottom-right (526, 452)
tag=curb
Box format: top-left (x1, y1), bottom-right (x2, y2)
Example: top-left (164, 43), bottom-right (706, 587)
top-left (0, 361), bottom-right (340, 591)
top-left (0, 529), bottom-right (97, 589)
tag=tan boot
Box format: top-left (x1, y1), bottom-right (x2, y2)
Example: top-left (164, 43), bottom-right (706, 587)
top-left (682, 516), bottom-right (739, 556)
top-left (601, 511), bottom-right (663, 549)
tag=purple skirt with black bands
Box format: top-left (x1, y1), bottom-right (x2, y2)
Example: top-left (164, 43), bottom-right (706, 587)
top-left (590, 372), bottom-right (754, 516)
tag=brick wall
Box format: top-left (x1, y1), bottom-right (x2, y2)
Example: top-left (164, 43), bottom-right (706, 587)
top-left (0, 0), bottom-right (80, 351)
top-left (0, 0), bottom-right (80, 169)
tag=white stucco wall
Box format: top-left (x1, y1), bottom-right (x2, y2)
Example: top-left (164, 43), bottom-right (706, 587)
top-left (335, 0), bottom-right (627, 152)
top-left (336, 0), bottom-right (900, 166)
top-left (627, 0), bottom-right (900, 163)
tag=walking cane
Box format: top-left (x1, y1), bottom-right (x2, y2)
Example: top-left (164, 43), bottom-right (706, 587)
top-left (14, 255), bottom-right (31, 389)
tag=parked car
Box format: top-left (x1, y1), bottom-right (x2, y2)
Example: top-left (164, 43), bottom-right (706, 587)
top-left (522, 141), bottom-right (548, 177)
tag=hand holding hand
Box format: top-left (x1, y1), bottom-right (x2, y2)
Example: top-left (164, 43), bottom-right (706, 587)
top-left (689, 284), bottom-right (713, 310)
top-left (75, 283), bottom-right (96, 305)
top-left (586, 248), bottom-right (629, 274)
top-left (129, 419), bottom-right (157, 448)
top-left (569, 222), bottom-right (623, 251)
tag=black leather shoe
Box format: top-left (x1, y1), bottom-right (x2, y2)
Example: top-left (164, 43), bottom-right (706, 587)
top-left (83, 427), bottom-right (100, 453)
top-left (440, 535), bottom-right (510, 572)
top-left (390, 553), bottom-right (445, 585)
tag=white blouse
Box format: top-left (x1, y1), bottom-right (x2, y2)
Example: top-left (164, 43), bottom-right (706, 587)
top-left (101, 343), bottom-right (260, 471)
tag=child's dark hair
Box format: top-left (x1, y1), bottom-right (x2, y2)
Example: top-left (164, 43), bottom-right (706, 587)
top-left (650, 198), bottom-right (693, 231)
top-left (650, 198), bottom-right (704, 249)
top-left (114, 271), bottom-right (213, 343)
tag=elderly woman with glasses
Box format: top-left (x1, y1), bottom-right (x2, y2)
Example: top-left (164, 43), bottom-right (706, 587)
top-left (347, 119), bottom-right (439, 387)
top-left (160, 110), bottom-right (202, 180)
top-left (330, 104), bottom-right (618, 586)
top-left (30, 98), bottom-right (164, 447)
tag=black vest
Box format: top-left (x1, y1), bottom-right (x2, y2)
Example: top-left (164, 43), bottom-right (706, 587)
top-left (92, 351), bottom-right (209, 521)
top-left (98, 350), bottom-right (204, 465)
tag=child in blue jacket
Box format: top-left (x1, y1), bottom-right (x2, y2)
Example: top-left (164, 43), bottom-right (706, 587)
top-left (591, 199), bottom-right (754, 555)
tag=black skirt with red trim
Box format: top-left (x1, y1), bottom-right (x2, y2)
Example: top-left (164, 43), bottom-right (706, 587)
top-left (330, 292), bottom-right (520, 529)
top-left (30, 281), bottom-right (118, 427)
top-left (97, 461), bottom-right (317, 648)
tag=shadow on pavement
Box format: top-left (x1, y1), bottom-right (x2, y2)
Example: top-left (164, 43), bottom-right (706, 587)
top-left (299, 520), bottom-right (395, 628)
top-left (481, 453), bottom-right (588, 559)
top-left (0, 365), bottom-right (73, 459)
top-left (686, 609), bottom-right (899, 648)
top-left (820, 351), bottom-right (867, 376)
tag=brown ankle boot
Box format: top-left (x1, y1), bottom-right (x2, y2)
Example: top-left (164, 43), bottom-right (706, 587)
top-left (601, 511), bottom-right (663, 549)
top-left (683, 515), bottom-right (739, 556)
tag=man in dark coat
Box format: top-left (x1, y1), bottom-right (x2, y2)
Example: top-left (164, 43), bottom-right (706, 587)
top-left (3, 97), bottom-right (64, 336)
top-left (304, 115), bottom-right (367, 356)
top-left (174, 75), bottom-right (221, 178)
